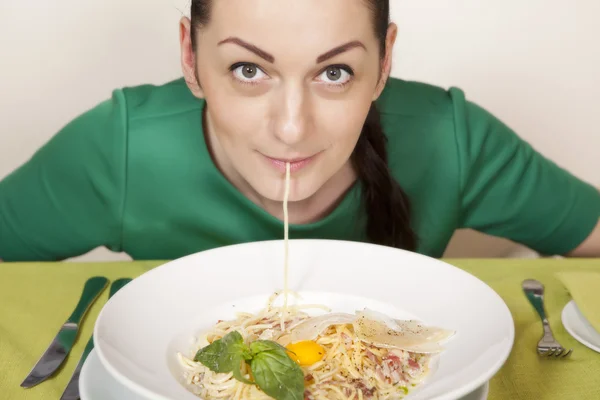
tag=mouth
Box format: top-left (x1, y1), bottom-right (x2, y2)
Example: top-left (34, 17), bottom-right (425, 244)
top-left (261, 152), bottom-right (321, 173)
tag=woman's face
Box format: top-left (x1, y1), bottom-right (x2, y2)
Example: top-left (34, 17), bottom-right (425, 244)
top-left (181, 0), bottom-right (394, 203)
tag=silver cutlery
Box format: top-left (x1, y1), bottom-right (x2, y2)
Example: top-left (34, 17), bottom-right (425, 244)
top-left (60, 278), bottom-right (132, 400)
top-left (20, 276), bottom-right (109, 388)
top-left (522, 278), bottom-right (573, 358)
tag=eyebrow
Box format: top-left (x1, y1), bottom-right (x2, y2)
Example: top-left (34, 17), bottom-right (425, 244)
top-left (218, 37), bottom-right (275, 63)
top-left (217, 37), bottom-right (367, 65)
top-left (316, 41), bottom-right (367, 63)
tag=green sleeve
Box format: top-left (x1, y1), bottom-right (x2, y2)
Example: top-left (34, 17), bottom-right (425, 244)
top-left (451, 88), bottom-right (600, 255)
top-left (0, 90), bottom-right (128, 261)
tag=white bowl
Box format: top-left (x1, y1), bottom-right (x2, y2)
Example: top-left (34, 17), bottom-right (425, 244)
top-left (94, 239), bottom-right (514, 400)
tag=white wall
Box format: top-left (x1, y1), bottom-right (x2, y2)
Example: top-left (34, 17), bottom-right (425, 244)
top-left (1, 0), bottom-right (598, 260)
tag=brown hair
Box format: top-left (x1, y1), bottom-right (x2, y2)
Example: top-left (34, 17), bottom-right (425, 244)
top-left (190, 0), bottom-right (417, 250)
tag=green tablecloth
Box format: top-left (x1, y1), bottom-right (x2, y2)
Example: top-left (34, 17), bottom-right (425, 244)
top-left (1, 259), bottom-right (599, 399)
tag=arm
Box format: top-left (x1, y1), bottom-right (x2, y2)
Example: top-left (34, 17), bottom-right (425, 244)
top-left (568, 215), bottom-right (600, 257)
top-left (450, 88), bottom-right (600, 257)
top-left (0, 90), bottom-right (128, 261)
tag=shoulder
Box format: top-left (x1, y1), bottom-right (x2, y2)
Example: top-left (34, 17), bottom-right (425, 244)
top-left (114, 78), bottom-right (206, 160)
top-left (376, 77), bottom-right (461, 118)
top-left (113, 78), bottom-right (208, 193)
top-left (376, 78), bottom-right (466, 162)
top-left (118, 77), bottom-right (204, 122)
top-left (377, 78), bottom-right (466, 170)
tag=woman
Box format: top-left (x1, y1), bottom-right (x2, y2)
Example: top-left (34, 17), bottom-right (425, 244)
top-left (0, 0), bottom-right (599, 261)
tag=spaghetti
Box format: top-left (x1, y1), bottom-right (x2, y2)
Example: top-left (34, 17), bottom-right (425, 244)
top-left (178, 292), bottom-right (432, 400)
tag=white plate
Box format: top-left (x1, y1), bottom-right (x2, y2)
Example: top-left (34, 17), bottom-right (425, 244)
top-left (561, 300), bottom-right (600, 353)
top-left (94, 239), bottom-right (514, 400)
top-left (80, 348), bottom-right (490, 400)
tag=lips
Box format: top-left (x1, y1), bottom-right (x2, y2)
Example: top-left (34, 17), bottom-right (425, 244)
top-left (262, 153), bottom-right (319, 173)
top-left (271, 156), bottom-right (312, 163)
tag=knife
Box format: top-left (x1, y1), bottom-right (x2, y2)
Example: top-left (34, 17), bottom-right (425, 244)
top-left (59, 278), bottom-right (132, 400)
top-left (20, 276), bottom-right (109, 388)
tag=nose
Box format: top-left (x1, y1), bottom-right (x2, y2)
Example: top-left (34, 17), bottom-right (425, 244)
top-left (272, 83), bottom-right (310, 146)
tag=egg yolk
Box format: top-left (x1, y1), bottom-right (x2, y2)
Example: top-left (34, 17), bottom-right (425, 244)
top-left (286, 341), bottom-right (325, 366)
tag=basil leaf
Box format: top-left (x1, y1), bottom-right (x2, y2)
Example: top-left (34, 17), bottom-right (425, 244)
top-left (231, 355), bottom-right (254, 384)
top-left (194, 331), bottom-right (248, 373)
top-left (194, 338), bottom-right (226, 371)
top-left (195, 334), bottom-right (304, 396)
top-left (250, 348), bottom-right (305, 400)
top-left (250, 340), bottom-right (289, 355)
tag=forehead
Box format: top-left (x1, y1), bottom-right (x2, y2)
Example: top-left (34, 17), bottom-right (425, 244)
top-left (207, 0), bottom-right (377, 55)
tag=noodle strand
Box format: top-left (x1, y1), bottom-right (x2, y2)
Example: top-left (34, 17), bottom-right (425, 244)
top-left (281, 162), bottom-right (291, 329)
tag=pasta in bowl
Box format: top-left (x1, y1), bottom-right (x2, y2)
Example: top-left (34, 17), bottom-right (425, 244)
top-left (177, 292), bottom-right (455, 400)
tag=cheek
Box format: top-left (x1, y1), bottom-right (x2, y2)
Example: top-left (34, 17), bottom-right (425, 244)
top-left (197, 60), bottom-right (272, 143)
top-left (203, 87), bottom-right (268, 147)
top-left (315, 97), bottom-right (371, 151)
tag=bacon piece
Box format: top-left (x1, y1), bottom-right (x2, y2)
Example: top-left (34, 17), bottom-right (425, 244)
top-left (354, 381), bottom-right (376, 398)
top-left (366, 350), bottom-right (378, 363)
top-left (379, 353), bottom-right (405, 384)
top-left (408, 358), bottom-right (420, 369)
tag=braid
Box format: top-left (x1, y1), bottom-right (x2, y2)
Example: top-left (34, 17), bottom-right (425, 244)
top-left (352, 103), bottom-right (417, 249)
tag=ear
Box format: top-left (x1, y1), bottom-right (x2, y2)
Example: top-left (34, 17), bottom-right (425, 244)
top-left (180, 17), bottom-right (205, 98)
top-left (373, 23), bottom-right (398, 101)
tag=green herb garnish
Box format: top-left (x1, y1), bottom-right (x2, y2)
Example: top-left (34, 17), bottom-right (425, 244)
top-left (194, 331), bottom-right (251, 373)
top-left (194, 331), bottom-right (304, 400)
top-left (250, 342), bottom-right (304, 400)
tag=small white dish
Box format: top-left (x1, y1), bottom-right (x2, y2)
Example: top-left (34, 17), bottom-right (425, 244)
top-left (94, 239), bottom-right (513, 400)
top-left (80, 348), bottom-right (490, 400)
top-left (80, 349), bottom-right (146, 400)
top-left (561, 300), bottom-right (600, 353)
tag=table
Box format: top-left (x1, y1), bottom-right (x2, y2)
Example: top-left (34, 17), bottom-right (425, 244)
top-left (1, 259), bottom-right (599, 400)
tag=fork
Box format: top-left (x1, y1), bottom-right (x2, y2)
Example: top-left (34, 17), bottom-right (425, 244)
top-left (522, 279), bottom-right (573, 358)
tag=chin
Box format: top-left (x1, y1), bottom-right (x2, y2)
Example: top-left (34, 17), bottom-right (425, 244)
top-left (251, 177), bottom-right (319, 204)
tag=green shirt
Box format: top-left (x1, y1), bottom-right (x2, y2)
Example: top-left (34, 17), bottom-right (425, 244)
top-left (1, 78), bottom-right (599, 261)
